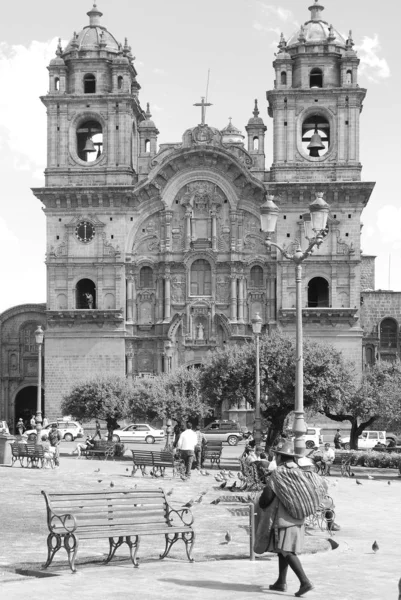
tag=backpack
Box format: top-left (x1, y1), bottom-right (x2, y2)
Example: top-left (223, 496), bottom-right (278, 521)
top-left (269, 467), bottom-right (326, 520)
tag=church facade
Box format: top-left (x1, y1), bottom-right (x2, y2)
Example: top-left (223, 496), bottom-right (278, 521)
top-left (2, 1), bottom-right (392, 426)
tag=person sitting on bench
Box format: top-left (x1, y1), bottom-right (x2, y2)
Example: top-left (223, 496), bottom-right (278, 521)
top-left (316, 443), bottom-right (335, 475)
top-left (71, 436), bottom-right (95, 458)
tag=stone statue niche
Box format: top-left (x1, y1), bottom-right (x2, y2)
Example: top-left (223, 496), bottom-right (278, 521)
top-left (194, 317), bottom-right (207, 343)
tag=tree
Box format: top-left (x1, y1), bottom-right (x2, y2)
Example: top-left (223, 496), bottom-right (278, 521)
top-left (200, 332), bottom-right (354, 447)
top-left (322, 360), bottom-right (401, 449)
top-left (61, 376), bottom-right (136, 438)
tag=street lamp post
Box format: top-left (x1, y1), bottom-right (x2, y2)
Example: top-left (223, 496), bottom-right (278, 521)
top-left (164, 418), bottom-right (173, 452)
top-left (259, 193), bottom-right (330, 457)
top-left (251, 313), bottom-right (263, 447)
top-left (34, 325), bottom-right (44, 439)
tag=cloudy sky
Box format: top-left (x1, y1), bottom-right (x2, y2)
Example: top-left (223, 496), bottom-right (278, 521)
top-left (0, 0), bottom-right (398, 313)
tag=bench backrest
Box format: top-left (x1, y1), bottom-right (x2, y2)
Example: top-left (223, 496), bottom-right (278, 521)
top-left (152, 451), bottom-right (174, 466)
top-left (131, 450), bottom-right (154, 466)
top-left (93, 440), bottom-right (113, 450)
top-left (42, 488), bottom-right (169, 533)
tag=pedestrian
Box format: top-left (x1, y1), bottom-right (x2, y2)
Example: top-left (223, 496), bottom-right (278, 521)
top-left (106, 417), bottom-right (114, 441)
top-left (16, 418), bottom-right (25, 436)
top-left (71, 435), bottom-right (95, 458)
top-left (36, 433), bottom-right (55, 468)
top-left (254, 440), bottom-right (316, 597)
top-left (177, 422), bottom-right (198, 479)
top-left (93, 418), bottom-right (102, 440)
top-left (333, 429), bottom-right (342, 449)
top-left (194, 425), bottom-right (206, 469)
top-left (48, 422), bottom-right (62, 467)
top-left (30, 415), bottom-right (36, 428)
top-left (43, 416), bottom-right (49, 428)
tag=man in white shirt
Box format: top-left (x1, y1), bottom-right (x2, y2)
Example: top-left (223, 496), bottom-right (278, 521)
top-left (177, 422), bottom-right (198, 478)
top-left (319, 442), bottom-right (335, 475)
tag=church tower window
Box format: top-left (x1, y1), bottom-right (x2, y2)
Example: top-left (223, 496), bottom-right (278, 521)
top-left (307, 277), bottom-right (329, 307)
top-left (281, 71), bottom-right (287, 85)
top-left (253, 136), bottom-right (259, 151)
top-left (302, 115), bottom-right (330, 158)
top-left (144, 139), bottom-right (150, 153)
top-left (54, 77), bottom-right (60, 91)
top-left (310, 68), bottom-right (323, 88)
top-left (190, 259), bottom-right (211, 296)
top-left (76, 119), bottom-right (103, 162)
top-left (139, 266), bottom-right (153, 288)
top-left (84, 73), bottom-right (96, 93)
top-left (76, 279), bottom-right (96, 309)
top-left (380, 318), bottom-right (398, 348)
top-left (250, 265), bottom-right (263, 287)
top-left (118, 76), bottom-right (123, 89)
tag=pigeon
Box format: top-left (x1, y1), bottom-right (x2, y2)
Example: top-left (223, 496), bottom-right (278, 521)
top-left (356, 479), bottom-right (362, 485)
top-left (110, 481), bottom-right (114, 488)
top-left (225, 531), bottom-right (232, 543)
top-left (215, 475), bottom-right (223, 482)
top-left (94, 468), bottom-right (100, 473)
top-left (194, 495), bottom-right (204, 504)
top-left (184, 499), bottom-right (194, 508)
top-left (368, 475), bottom-right (374, 480)
top-left (372, 540), bottom-right (379, 553)
top-left (227, 481), bottom-right (237, 492)
top-left (204, 471), bottom-right (210, 476)
top-left (166, 489), bottom-right (174, 496)
top-left (327, 538), bottom-right (339, 550)
top-left (180, 475), bottom-right (187, 481)
top-left (210, 498), bottom-right (221, 505)
top-left (388, 481), bottom-right (391, 485)
top-left (350, 472), bottom-right (355, 477)
top-left (97, 479), bottom-right (102, 483)
top-left (219, 481), bottom-right (227, 489)
top-left (200, 470), bottom-right (207, 476)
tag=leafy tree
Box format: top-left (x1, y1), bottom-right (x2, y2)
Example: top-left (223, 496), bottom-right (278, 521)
top-left (61, 376), bottom-right (135, 435)
top-left (322, 360), bottom-right (401, 449)
top-left (200, 332), bottom-right (354, 447)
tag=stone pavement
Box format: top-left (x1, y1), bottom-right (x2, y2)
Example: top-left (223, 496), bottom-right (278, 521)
top-left (0, 448), bottom-right (400, 600)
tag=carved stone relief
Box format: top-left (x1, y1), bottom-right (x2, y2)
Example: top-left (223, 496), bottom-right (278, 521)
top-left (243, 213), bottom-right (265, 253)
top-left (133, 214), bottom-right (161, 255)
top-left (171, 275), bottom-right (186, 303)
top-left (216, 275), bottom-right (230, 303)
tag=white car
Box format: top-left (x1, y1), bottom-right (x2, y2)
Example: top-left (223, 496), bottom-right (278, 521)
top-left (25, 420), bottom-right (84, 442)
top-left (341, 430), bottom-right (386, 450)
top-left (111, 424), bottom-right (165, 444)
top-left (287, 427), bottom-right (323, 449)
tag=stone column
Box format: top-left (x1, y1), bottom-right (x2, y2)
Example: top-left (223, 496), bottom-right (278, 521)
top-left (126, 348), bottom-right (134, 379)
top-left (156, 277), bottom-right (163, 320)
top-left (238, 277), bottom-right (244, 322)
top-left (211, 208), bottom-right (217, 251)
top-left (132, 276), bottom-right (137, 323)
top-left (185, 208), bottom-right (192, 251)
top-left (165, 211), bottom-right (172, 251)
top-left (164, 275), bottom-right (171, 320)
top-left (230, 275), bottom-right (237, 321)
top-left (126, 277), bottom-right (133, 322)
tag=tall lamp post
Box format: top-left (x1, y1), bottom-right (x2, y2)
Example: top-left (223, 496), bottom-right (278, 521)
top-left (34, 325), bottom-right (44, 438)
top-left (260, 193), bottom-right (330, 457)
top-left (251, 313), bottom-right (263, 447)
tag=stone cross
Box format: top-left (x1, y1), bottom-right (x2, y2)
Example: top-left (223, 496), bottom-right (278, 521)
top-left (193, 97), bottom-right (212, 125)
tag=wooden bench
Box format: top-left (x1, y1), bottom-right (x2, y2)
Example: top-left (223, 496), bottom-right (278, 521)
top-left (131, 450), bottom-right (178, 477)
top-left (41, 488), bottom-right (195, 572)
top-left (82, 440), bottom-right (116, 460)
top-left (10, 442), bottom-right (54, 468)
top-left (203, 442), bottom-right (223, 468)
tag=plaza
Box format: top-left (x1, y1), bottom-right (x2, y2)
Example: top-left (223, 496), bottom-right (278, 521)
top-left (0, 443), bottom-right (400, 599)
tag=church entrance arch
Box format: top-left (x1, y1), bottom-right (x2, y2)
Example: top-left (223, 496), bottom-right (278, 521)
top-left (14, 386), bottom-right (44, 429)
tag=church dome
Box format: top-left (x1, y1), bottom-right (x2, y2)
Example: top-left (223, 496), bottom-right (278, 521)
top-left (287, 1), bottom-right (346, 47)
top-left (247, 100), bottom-right (265, 126)
top-left (64, 4), bottom-right (120, 55)
top-left (221, 118), bottom-right (245, 144)
top-left (138, 104), bottom-right (157, 129)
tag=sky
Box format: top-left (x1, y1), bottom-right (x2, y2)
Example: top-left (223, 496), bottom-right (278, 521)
top-left (0, 0), bottom-right (399, 313)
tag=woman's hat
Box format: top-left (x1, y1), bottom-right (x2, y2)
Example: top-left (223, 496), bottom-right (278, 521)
top-left (273, 440), bottom-right (302, 458)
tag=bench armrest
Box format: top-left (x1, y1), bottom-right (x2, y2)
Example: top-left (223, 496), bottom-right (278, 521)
top-left (167, 506), bottom-right (194, 527)
top-left (41, 490), bottom-right (77, 533)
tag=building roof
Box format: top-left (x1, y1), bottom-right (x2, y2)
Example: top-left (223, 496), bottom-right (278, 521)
top-left (64, 3), bottom-right (121, 55)
top-left (287, 1), bottom-right (346, 48)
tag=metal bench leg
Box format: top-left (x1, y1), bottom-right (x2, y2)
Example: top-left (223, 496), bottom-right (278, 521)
top-left (105, 536), bottom-right (124, 564)
top-left (160, 533), bottom-right (179, 560)
top-left (182, 531), bottom-right (195, 563)
top-left (43, 532), bottom-right (62, 569)
top-left (64, 533), bottom-right (79, 573)
top-left (126, 535), bottom-right (140, 567)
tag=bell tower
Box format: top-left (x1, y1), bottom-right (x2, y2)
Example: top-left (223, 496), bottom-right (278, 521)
top-left (43, 3), bottom-right (144, 187)
top-left (267, 0), bottom-right (365, 183)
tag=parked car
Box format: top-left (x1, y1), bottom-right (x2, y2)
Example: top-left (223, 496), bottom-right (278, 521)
top-left (0, 421), bottom-right (10, 434)
top-left (111, 423), bottom-right (165, 444)
top-left (201, 420), bottom-right (243, 446)
top-left (287, 427), bottom-right (323, 449)
top-left (25, 420), bottom-right (84, 442)
top-left (341, 430), bottom-right (386, 450)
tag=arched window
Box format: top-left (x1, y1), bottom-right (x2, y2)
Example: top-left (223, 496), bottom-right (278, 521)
top-left (84, 73), bottom-right (96, 93)
top-left (250, 265), bottom-right (263, 287)
top-left (346, 70), bottom-right (352, 84)
top-left (54, 77), bottom-right (60, 91)
top-left (380, 318), bottom-right (398, 348)
top-left (253, 136), bottom-right (259, 151)
top-left (310, 68), bottom-right (323, 88)
top-left (118, 75), bottom-right (123, 90)
top-left (76, 119), bottom-right (103, 162)
top-left (191, 259), bottom-right (211, 296)
top-left (140, 266), bottom-right (153, 288)
top-left (145, 139), bottom-right (150, 153)
top-left (307, 277), bottom-right (329, 308)
top-left (302, 114), bottom-right (330, 158)
top-left (365, 346), bottom-right (375, 366)
top-left (281, 71), bottom-right (287, 85)
top-left (76, 279), bottom-right (96, 309)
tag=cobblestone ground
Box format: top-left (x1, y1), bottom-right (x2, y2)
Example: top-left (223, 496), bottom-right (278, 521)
top-left (1, 447), bottom-right (400, 599)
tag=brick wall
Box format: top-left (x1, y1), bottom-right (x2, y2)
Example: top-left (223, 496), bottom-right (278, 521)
top-left (360, 291), bottom-right (401, 333)
top-left (361, 255), bottom-right (376, 291)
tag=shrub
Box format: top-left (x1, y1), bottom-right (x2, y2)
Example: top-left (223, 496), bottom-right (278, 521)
top-left (346, 450), bottom-right (401, 469)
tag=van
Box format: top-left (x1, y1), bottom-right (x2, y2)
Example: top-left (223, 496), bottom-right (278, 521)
top-left (287, 427), bottom-right (323, 449)
top-left (341, 430), bottom-right (386, 450)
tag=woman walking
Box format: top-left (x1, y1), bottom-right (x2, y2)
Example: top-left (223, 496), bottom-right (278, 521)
top-left (254, 440), bottom-right (319, 597)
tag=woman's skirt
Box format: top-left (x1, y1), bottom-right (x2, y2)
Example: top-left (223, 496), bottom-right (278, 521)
top-left (267, 524), bottom-right (304, 555)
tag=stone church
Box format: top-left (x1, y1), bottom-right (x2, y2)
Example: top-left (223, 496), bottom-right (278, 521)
top-left (3, 1), bottom-right (397, 427)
